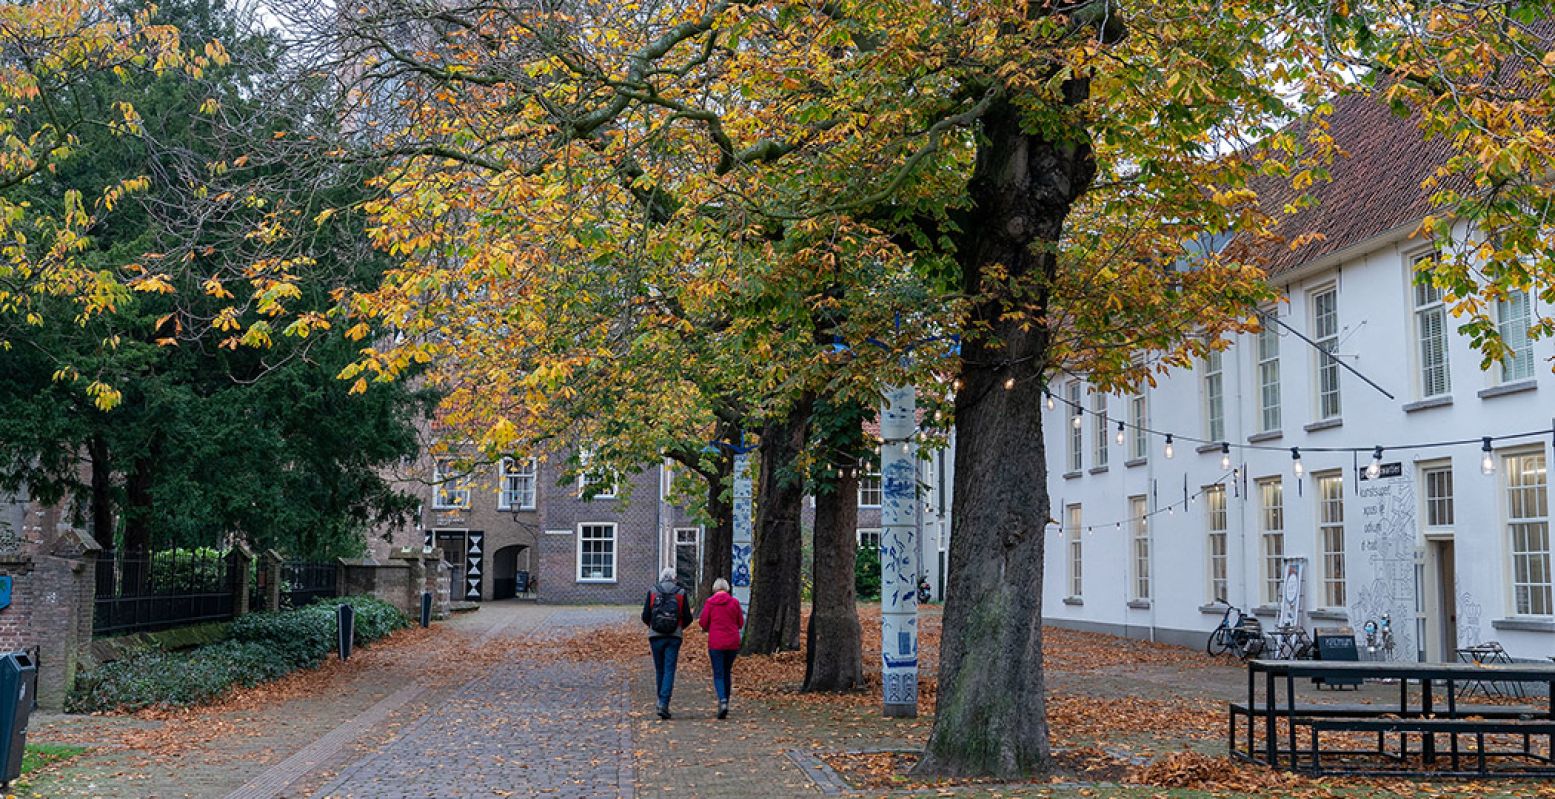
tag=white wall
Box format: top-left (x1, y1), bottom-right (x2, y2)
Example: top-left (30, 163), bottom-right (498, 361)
top-left (1039, 231), bottom-right (1554, 660)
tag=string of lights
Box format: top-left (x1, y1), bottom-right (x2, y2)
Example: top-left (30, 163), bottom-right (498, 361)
top-left (1055, 469), bottom-right (1239, 535)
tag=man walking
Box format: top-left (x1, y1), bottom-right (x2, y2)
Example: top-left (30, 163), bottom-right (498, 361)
top-left (642, 567), bottom-right (692, 719)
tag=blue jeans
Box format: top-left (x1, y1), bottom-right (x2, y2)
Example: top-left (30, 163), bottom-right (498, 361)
top-left (709, 648), bottom-right (737, 702)
top-left (650, 636), bottom-right (682, 707)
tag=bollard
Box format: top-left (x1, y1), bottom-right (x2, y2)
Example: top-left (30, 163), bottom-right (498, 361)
top-left (337, 603), bottom-right (356, 661)
top-left (420, 590), bottom-right (432, 628)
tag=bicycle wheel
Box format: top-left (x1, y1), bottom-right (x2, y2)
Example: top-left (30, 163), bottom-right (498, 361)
top-left (1207, 627), bottom-right (1230, 656)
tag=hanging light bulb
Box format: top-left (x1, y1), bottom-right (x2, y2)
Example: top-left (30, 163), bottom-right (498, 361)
top-left (1366, 446), bottom-right (1383, 479)
top-left (1482, 437), bottom-right (1496, 475)
top-left (1071, 412), bottom-right (1082, 430)
top-left (1164, 434), bottom-right (1175, 459)
top-left (1004, 376), bottom-right (1016, 391)
top-left (1115, 421), bottom-right (1126, 446)
top-left (1045, 392), bottom-right (1056, 410)
top-left (1220, 442), bottom-right (1231, 470)
top-left (1168, 505), bottom-right (1174, 515)
top-left (1291, 447), bottom-right (1304, 477)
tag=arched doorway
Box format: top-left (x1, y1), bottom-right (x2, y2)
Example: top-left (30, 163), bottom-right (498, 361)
top-left (492, 544), bottom-right (532, 600)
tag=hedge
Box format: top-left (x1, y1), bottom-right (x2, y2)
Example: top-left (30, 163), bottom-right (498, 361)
top-left (69, 596), bottom-right (408, 713)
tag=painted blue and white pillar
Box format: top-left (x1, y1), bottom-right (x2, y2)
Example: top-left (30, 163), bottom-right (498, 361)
top-left (879, 385), bottom-right (919, 718)
top-left (731, 450), bottom-right (754, 608)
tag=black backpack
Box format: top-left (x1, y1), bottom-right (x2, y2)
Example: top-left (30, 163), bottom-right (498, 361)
top-left (650, 589), bottom-right (682, 634)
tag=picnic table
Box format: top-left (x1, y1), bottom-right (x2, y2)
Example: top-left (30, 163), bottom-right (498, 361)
top-left (1231, 659), bottom-right (1555, 776)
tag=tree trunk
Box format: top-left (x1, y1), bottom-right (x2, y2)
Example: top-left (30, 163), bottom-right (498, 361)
top-left (742, 398), bottom-right (812, 655)
top-left (803, 463), bottom-right (863, 691)
top-left (87, 433), bottom-right (114, 550)
top-left (122, 441), bottom-right (158, 556)
top-left (697, 449), bottom-right (734, 608)
top-left (914, 88), bottom-right (1096, 777)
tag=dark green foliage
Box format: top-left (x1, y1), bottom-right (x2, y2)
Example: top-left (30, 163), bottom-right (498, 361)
top-left (69, 597), bottom-right (407, 712)
top-left (854, 544), bottom-right (881, 600)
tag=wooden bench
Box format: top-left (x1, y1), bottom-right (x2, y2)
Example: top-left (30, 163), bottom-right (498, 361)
top-left (1294, 717), bottom-right (1555, 776)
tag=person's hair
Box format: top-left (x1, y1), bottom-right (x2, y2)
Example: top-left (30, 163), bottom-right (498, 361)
top-left (659, 567), bottom-right (678, 582)
top-left (713, 577), bottom-right (730, 593)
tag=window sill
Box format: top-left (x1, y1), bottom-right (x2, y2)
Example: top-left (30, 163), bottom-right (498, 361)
top-left (431, 506), bottom-right (470, 512)
top-left (1490, 617), bottom-right (1555, 633)
top-left (1063, 470), bottom-right (1082, 480)
top-left (1251, 604), bottom-right (1279, 619)
top-left (1195, 443), bottom-right (1224, 455)
top-left (1199, 602), bottom-right (1230, 615)
top-left (1088, 465), bottom-right (1110, 476)
top-left (1479, 380), bottom-right (1538, 400)
top-left (1308, 609), bottom-right (1349, 622)
top-left (1247, 431), bottom-right (1282, 444)
top-left (1127, 599), bottom-right (1152, 610)
top-left (1062, 596), bottom-right (1084, 606)
top-left (1402, 396), bottom-right (1453, 413)
top-left (1124, 458), bottom-right (1147, 469)
top-left (498, 505), bottom-right (538, 513)
top-left (1303, 418), bottom-right (1343, 433)
top-left (576, 578), bottom-right (618, 585)
top-left (859, 504), bottom-right (882, 510)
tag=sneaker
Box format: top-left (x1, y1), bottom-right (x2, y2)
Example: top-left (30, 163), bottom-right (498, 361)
top-left (657, 704), bottom-right (671, 720)
top-left (717, 701), bottom-right (728, 719)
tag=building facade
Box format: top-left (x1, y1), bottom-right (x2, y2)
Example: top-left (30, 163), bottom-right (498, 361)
top-left (1039, 92), bottom-right (1553, 660)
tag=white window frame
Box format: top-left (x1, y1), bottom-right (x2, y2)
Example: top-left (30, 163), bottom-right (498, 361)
top-left (1203, 350), bottom-right (1225, 442)
top-left (498, 457), bottom-right (538, 510)
top-left (857, 527), bottom-right (883, 552)
top-left (1206, 484), bottom-right (1228, 604)
top-left (1411, 253), bottom-right (1452, 399)
top-left (1258, 478), bottom-right (1285, 605)
top-left (1128, 393), bottom-right (1148, 462)
top-left (432, 457), bottom-right (471, 510)
top-left (1316, 472), bottom-right (1345, 608)
top-left (1066, 381), bottom-right (1083, 472)
top-left (1256, 323), bottom-right (1281, 433)
top-left (1310, 285), bottom-right (1342, 420)
top-left (576, 522), bottom-right (618, 583)
top-left (1505, 449), bottom-right (1551, 617)
top-left (1091, 391), bottom-right (1109, 468)
top-left (1066, 504), bottom-right (1082, 598)
top-left (1130, 496), bottom-right (1149, 601)
top-left (1497, 289), bottom-right (1535, 384)
top-left (576, 449), bottom-right (619, 499)
top-left (1421, 462), bottom-right (1455, 533)
top-left (858, 460), bottom-right (883, 508)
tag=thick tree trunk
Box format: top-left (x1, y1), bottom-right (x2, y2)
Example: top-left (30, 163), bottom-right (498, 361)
top-left (742, 398), bottom-right (813, 655)
top-left (803, 464), bottom-right (863, 691)
top-left (87, 433), bottom-right (114, 550)
top-left (914, 89), bottom-right (1096, 777)
top-left (696, 450), bottom-right (734, 608)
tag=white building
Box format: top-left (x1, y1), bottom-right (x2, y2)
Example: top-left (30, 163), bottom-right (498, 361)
top-left (1039, 91), bottom-right (1553, 661)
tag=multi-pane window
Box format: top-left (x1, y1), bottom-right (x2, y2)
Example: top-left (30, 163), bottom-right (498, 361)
top-left (1317, 473), bottom-right (1345, 608)
top-left (1067, 504), bottom-right (1083, 598)
top-left (577, 523), bottom-right (617, 582)
top-left (1066, 381), bottom-right (1083, 472)
top-left (1131, 496), bottom-right (1150, 601)
top-left (433, 457), bottom-right (471, 509)
top-left (1206, 485), bottom-right (1228, 603)
top-left (1129, 394), bottom-right (1148, 461)
top-left (1256, 323), bottom-right (1281, 432)
top-left (857, 528), bottom-right (882, 550)
top-left (577, 449), bottom-right (619, 499)
top-left (858, 460), bottom-right (883, 507)
top-left (1423, 465), bottom-right (1454, 530)
top-left (1311, 287), bottom-right (1341, 420)
top-left (1091, 391), bottom-right (1109, 468)
top-left (1412, 262), bottom-right (1452, 398)
top-left (1203, 350), bottom-right (1225, 441)
top-left (499, 457), bottom-right (537, 510)
top-left (1259, 478), bottom-right (1285, 604)
top-left (1498, 289), bottom-right (1534, 383)
top-left (1507, 452), bottom-right (1551, 616)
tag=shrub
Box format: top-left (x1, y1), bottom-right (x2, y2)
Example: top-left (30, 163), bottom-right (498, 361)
top-left (854, 544), bottom-right (881, 600)
top-left (70, 595), bottom-right (409, 713)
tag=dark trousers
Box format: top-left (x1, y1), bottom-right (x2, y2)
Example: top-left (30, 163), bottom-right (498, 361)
top-left (709, 648), bottom-right (737, 702)
top-left (650, 636), bottom-right (682, 707)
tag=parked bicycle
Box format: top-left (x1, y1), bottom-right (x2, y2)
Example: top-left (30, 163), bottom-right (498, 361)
top-left (1207, 604), bottom-right (1266, 660)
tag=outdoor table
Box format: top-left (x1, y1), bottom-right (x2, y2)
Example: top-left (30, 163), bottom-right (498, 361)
top-left (1243, 658), bottom-right (1555, 769)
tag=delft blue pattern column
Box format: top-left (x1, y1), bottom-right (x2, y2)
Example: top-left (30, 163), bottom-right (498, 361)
top-left (879, 386), bottom-right (919, 718)
top-left (730, 451), bottom-right (754, 608)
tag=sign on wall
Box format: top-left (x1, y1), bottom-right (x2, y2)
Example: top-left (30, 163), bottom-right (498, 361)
top-left (0, 575), bottom-right (10, 612)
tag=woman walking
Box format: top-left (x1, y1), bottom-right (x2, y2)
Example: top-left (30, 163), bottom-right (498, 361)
top-left (698, 577), bottom-right (744, 718)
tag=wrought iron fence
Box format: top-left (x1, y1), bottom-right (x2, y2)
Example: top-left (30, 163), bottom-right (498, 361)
top-left (281, 560), bottom-right (338, 608)
top-left (93, 549), bottom-right (239, 637)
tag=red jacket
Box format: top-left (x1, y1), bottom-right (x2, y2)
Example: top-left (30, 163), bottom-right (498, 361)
top-left (698, 590), bottom-right (744, 651)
